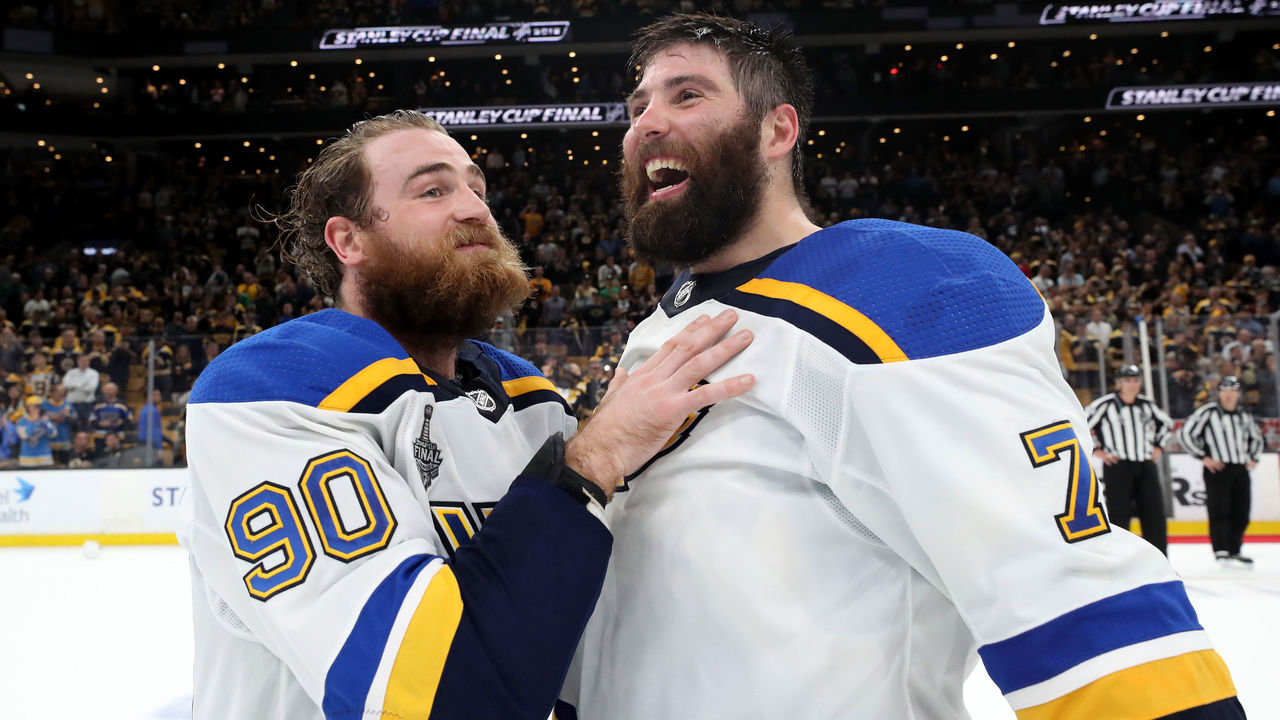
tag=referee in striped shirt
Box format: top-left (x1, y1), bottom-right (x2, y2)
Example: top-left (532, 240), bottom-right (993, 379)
top-left (1085, 365), bottom-right (1174, 555)
top-left (1179, 376), bottom-right (1265, 565)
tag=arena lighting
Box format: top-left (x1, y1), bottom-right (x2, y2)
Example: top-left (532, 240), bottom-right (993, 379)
top-left (355, 58), bottom-right (363, 64)
top-left (879, 137), bottom-right (886, 143)
top-left (99, 87), bottom-right (107, 94)
top-left (961, 125), bottom-right (970, 131)
top-left (309, 73), bottom-right (316, 79)
top-left (890, 67), bottom-right (899, 75)
top-left (1084, 115), bottom-right (1092, 122)
top-left (893, 127), bottom-right (901, 134)
top-left (990, 53), bottom-right (999, 60)
top-left (92, 102), bottom-right (99, 108)
top-left (217, 62), bottom-right (225, 69)
top-left (152, 64), bottom-right (160, 71)
top-left (501, 69), bottom-right (508, 75)
top-left (316, 139), bottom-right (323, 144)
top-left (290, 60), bottom-right (298, 67)
top-left (955, 43), bottom-right (963, 49)
top-left (1089, 33), bottom-right (1098, 40)
top-left (1063, 50), bottom-right (1071, 57)
top-left (1162, 31), bottom-right (1170, 37)
top-left (179, 79), bottom-right (187, 85)
top-left (243, 141), bottom-right (250, 147)
top-left (96, 77), bottom-right (103, 83)
top-left (494, 54), bottom-right (502, 60)
top-left (1008, 41), bottom-right (1016, 48)
top-left (32, 82), bottom-right (41, 89)
top-left (428, 56), bottom-right (436, 62)
top-left (105, 156), bottom-right (113, 162)
top-left (817, 129), bottom-right (825, 136)
top-left (194, 142), bottom-right (201, 148)
top-left (569, 51), bottom-right (576, 57)
top-left (1204, 46), bottom-right (1213, 53)
top-left (1268, 110), bottom-right (1276, 117)
top-left (1130, 48), bottom-right (1139, 54)
top-left (37, 140), bottom-right (45, 146)
top-left (25, 73), bottom-right (33, 79)
top-left (941, 55), bottom-right (949, 62)
top-left (904, 45), bottom-right (912, 51)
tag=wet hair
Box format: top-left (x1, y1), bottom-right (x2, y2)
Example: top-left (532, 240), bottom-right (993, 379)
top-left (272, 110), bottom-right (447, 301)
top-left (628, 12), bottom-right (814, 194)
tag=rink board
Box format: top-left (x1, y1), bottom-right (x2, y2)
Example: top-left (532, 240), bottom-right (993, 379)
top-left (1, 457), bottom-right (1278, 545)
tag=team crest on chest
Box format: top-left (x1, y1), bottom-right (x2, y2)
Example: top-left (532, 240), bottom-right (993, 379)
top-left (414, 405), bottom-right (443, 490)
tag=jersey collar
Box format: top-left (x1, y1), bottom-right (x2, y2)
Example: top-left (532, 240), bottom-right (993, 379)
top-left (659, 244), bottom-right (797, 317)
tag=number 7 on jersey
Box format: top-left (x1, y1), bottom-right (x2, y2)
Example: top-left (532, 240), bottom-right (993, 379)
top-left (1020, 421), bottom-right (1111, 543)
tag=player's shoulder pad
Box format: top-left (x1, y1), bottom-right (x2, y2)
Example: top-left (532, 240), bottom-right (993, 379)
top-left (189, 309), bottom-right (436, 413)
top-left (730, 218), bottom-right (1045, 364)
top-left (470, 340), bottom-right (569, 413)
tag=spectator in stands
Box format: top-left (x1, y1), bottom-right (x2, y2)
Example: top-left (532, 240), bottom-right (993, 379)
top-left (42, 385), bottom-right (75, 465)
top-left (0, 411), bottom-right (17, 468)
top-left (25, 351), bottom-right (56, 399)
top-left (488, 316), bottom-right (517, 353)
top-left (137, 388), bottom-right (165, 453)
top-left (89, 382), bottom-right (132, 451)
top-left (66, 431), bottom-right (95, 469)
top-left (95, 431), bottom-right (126, 468)
top-left (62, 353), bottom-right (99, 429)
top-left (16, 397), bottom-right (55, 468)
top-left (0, 327), bottom-right (22, 374)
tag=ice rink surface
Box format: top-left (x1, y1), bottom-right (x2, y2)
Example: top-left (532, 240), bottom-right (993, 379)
top-left (2, 542), bottom-right (1277, 719)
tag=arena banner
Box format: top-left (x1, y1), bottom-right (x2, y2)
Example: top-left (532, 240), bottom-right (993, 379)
top-left (1094, 453), bottom-right (1280, 537)
top-left (319, 21), bottom-right (570, 49)
top-left (1106, 81), bottom-right (1280, 110)
top-left (0, 468), bottom-right (188, 544)
top-left (419, 102), bottom-right (629, 129)
top-left (1040, 1), bottom-right (1280, 25)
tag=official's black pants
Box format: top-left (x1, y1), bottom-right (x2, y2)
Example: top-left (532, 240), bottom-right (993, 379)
top-left (1204, 463), bottom-right (1252, 556)
top-left (1103, 459), bottom-right (1167, 555)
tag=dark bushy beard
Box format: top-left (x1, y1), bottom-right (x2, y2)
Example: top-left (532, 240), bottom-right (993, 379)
top-left (358, 222), bottom-right (530, 345)
top-left (623, 113), bottom-right (768, 267)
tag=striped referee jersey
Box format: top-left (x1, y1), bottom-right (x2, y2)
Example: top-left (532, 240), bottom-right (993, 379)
top-left (1084, 393), bottom-right (1173, 462)
top-left (1179, 402), bottom-right (1264, 466)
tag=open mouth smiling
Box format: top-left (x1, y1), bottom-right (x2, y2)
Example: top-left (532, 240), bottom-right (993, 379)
top-left (645, 157), bottom-right (691, 200)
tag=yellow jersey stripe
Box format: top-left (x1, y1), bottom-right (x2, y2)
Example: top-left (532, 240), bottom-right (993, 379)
top-left (382, 565), bottom-right (465, 717)
top-left (319, 357), bottom-right (435, 412)
top-left (736, 278), bottom-right (908, 362)
top-left (1015, 649), bottom-right (1236, 720)
top-left (502, 375), bottom-right (558, 398)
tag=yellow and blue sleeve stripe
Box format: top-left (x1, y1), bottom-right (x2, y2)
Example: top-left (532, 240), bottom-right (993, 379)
top-left (323, 474), bottom-right (611, 719)
top-left (727, 218), bottom-right (1046, 364)
top-left (979, 581), bottom-right (1237, 718)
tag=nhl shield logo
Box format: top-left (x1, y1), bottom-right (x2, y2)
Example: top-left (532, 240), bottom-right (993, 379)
top-left (414, 405), bottom-right (443, 490)
top-left (466, 389), bottom-right (497, 412)
top-left (674, 280), bottom-right (695, 307)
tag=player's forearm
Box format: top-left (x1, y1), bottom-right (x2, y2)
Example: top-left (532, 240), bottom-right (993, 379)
top-left (437, 474), bottom-right (611, 717)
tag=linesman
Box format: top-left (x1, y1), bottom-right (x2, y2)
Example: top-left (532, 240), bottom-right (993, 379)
top-left (1180, 376), bottom-right (1264, 565)
top-left (1085, 364), bottom-right (1174, 555)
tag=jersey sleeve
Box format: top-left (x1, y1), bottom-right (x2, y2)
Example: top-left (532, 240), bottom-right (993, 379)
top-left (817, 321), bottom-right (1238, 718)
top-left (1150, 401), bottom-right (1175, 449)
top-left (182, 395), bottom-right (610, 720)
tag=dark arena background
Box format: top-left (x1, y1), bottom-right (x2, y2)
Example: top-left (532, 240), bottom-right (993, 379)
top-left (2, 1), bottom-right (1279, 717)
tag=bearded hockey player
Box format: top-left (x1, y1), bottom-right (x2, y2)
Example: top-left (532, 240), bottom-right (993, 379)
top-left (570, 14), bottom-right (1245, 720)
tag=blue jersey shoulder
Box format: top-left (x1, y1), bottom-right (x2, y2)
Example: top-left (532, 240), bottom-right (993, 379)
top-left (758, 218), bottom-right (1045, 361)
top-left (471, 341), bottom-right (543, 382)
top-left (190, 309), bottom-right (412, 407)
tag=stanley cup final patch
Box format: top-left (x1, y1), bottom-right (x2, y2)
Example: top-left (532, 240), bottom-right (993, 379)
top-left (414, 405), bottom-right (443, 490)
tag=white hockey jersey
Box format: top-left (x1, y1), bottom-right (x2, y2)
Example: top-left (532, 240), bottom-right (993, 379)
top-left (179, 309), bottom-right (608, 720)
top-left (573, 219), bottom-right (1239, 719)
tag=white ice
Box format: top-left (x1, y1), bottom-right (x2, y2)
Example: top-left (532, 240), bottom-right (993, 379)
top-left (2, 542), bottom-right (1276, 719)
